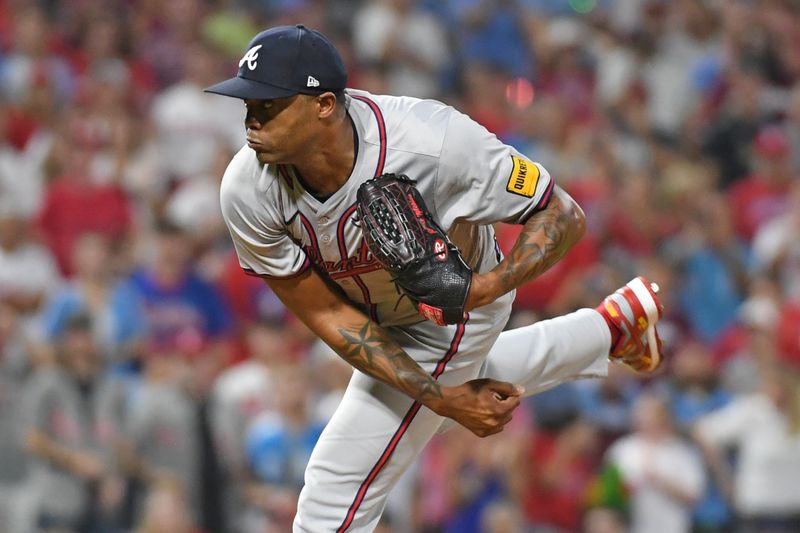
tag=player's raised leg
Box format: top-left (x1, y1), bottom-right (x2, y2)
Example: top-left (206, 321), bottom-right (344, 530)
top-left (481, 276), bottom-right (664, 394)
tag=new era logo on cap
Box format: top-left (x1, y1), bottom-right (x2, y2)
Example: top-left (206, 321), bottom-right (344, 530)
top-left (204, 25), bottom-right (347, 101)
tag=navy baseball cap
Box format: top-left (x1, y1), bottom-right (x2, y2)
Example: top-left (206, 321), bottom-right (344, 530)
top-left (205, 24), bottom-right (347, 100)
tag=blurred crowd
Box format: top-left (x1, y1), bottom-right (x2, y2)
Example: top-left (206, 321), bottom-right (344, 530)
top-left (0, 0), bottom-right (799, 532)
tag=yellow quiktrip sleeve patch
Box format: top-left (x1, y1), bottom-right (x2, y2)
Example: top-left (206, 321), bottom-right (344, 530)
top-left (506, 155), bottom-right (539, 197)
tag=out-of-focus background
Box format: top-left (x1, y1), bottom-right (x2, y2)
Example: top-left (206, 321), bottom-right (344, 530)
top-left (0, 0), bottom-right (799, 532)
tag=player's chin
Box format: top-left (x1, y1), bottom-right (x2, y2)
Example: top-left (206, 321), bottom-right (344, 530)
top-left (249, 144), bottom-right (278, 163)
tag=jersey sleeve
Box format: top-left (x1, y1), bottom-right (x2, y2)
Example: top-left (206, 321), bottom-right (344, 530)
top-left (434, 108), bottom-right (554, 228)
top-left (220, 155), bottom-right (310, 279)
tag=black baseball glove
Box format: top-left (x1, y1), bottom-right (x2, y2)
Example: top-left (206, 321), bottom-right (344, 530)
top-left (356, 173), bottom-right (472, 326)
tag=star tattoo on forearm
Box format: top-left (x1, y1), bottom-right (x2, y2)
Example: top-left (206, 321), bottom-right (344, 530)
top-left (337, 321), bottom-right (443, 401)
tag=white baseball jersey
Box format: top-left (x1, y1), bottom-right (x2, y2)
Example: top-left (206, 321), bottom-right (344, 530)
top-left (220, 89), bottom-right (554, 328)
top-left (219, 89), bottom-right (590, 532)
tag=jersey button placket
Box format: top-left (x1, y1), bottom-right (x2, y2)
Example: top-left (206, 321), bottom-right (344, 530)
top-left (320, 216), bottom-right (331, 244)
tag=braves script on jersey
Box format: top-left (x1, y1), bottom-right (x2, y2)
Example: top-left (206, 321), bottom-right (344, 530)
top-left (220, 89), bottom-right (554, 327)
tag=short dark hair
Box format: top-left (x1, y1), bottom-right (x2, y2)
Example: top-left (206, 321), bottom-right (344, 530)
top-left (333, 89), bottom-right (347, 109)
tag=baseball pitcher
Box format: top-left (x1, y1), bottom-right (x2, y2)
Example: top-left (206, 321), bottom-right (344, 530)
top-left (207, 25), bottom-right (663, 532)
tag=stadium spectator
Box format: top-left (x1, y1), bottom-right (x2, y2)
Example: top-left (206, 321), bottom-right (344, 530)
top-left (352, 0), bottom-right (450, 99)
top-left (480, 499), bottom-right (527, 533)
top-left (752, 181), bottom-right (800, 301)
top-left (582, 506), bottom-right (627, 533)
top-left (38, 232), bottom-right (148, 368)
top-left (413, 406), bottom-right (532, 533)
top-left (576, 364), bottom-right (640, 451)
top-left (659, 342), bottom-right (734, 531)
top-left (0, 303), bottom-right (30, 532)
top-left (218, 249), bottom-right (289, 328)
top-left (727, 125), bottom-right (795, 242)
top-left (36, 127), bottom-right (134, 275)
top-left (209, 319), bottom-right (292, 530)
top-left (675, 193), bottom-right (750, 343)
top-left (243, 365), bottom-right (325, 532)
top-left (442, 0), bottom-right (534, 79)
top-left (134, 479), bottom-right (200, 533)
top-left (694, 359), bottom-right (800, 533)
top-left (0, 6), bottom-right (74, 105)
top-left (606, 393), bottom-right (705, 533)
top-left (307, 338), bottom-right (353, 424)
top-left (519, 416), bottom-right (598, 531)
top-left (0, 95), bottom-right (51, 219)
top-left (715, 278), bottom-right (783, 395)
top-left (20, 312), bottom-right (113, 532)
top-left (150, 41), bottom-right (243, 185)
top-left (120, 341), bottom-right (203, 526)
top-left (0, 203), bottom-right (60, 340)
top-left (127, 218), bottom-right (232, 394)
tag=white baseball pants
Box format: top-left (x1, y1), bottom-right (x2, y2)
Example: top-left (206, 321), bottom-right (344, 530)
top-left (294, 300), bottom-right (611, 532)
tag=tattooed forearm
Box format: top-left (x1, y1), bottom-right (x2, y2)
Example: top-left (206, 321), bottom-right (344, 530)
top-left (337, 322), bottom-right (443, 401)
top-left (493, 186), bottom-right (585, 294)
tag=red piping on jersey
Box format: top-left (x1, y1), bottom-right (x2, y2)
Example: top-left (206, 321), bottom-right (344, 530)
top-left (359, 239), bottom-right (370, 262)
top-left (336, 203), bottom-right (378, 322)
top-left (335, 93), bottom-right (389, 323)
top-left (336, 321), bottom-right (467, 532)
top-left (299, 213), bottom-right (324, 268)
top-left (299, 213), bottom-right (320, 253)
top-left (337, 203), bottom-right (359, 259)
top-left (430, 323), bottom-right (466, 379)
top-left (353, 276), bottom-right (379, 322)
top-left (350, 94), bottom-right (387, 176)
top-left (518, 175), bottom-right (556, 225)
top-left (535, 175), bottom-right (555, 211)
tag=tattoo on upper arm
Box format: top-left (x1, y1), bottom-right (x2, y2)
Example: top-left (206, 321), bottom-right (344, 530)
top-left (495, 190), bottom-right (582, 294)
top-left (337, 322), bottom-right (443, 400)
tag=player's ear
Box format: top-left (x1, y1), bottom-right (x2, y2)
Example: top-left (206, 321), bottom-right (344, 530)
top-left (315, 91), bottom-right (338, 119)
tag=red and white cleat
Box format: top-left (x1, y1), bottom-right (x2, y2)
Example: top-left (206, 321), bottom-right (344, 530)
top-left (597, 276), bottom-right (664, 374)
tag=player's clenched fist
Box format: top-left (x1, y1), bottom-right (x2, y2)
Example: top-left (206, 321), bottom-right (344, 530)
top-left (429, 379), bottom-right (524, 437)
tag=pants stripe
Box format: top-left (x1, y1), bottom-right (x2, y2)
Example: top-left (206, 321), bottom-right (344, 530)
top-left (336, 322), bottom-right (466, 532)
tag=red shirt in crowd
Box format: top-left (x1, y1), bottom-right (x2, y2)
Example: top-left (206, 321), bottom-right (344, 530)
top-left (727, 175), bottom-right (790, 242)
top-left (522, 431), bottom-right (595, 531)
top-left (37, 176), bottom-right (132, 274)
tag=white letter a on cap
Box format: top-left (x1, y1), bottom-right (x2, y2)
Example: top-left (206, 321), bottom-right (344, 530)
top-left (307, 76), bottom-right (320, 87)
top-left (239, 45), bottom-right (263, 71)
